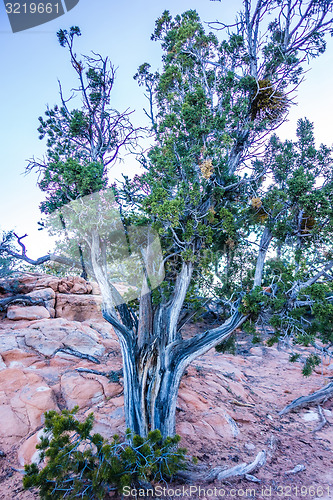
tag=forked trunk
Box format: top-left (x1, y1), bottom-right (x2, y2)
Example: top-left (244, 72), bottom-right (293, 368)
top-left (91, 243), bottom-right (247, 438)
top-left (112, 305), bottom-right (247, 438)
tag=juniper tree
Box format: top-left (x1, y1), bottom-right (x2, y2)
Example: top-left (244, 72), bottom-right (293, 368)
top-left (250, 119), bottom-right (333, 354)
top-left (25, 27), bottom-right (139, 277)
top-left (1, 1), bottom-right (333, 439)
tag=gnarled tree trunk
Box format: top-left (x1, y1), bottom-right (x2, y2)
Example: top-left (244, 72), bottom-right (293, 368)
top-left (86, 225), bottom-right (252, 438)
top-left (99, 259), bottom-right (247, 437)
top-left (105, 306), bottom-right (247, 437)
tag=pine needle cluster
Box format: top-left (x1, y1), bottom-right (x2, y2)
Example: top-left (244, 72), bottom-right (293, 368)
top-left (23, 407), bottom-right (187, 499)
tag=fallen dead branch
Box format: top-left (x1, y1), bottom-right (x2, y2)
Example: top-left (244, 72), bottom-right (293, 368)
top-left (177, 450), bottom-right (266, 483)
top-left (279, 382), bottom-right (333, 415)
top-left (223, 411), bottom-right (240, 437)
top-left (313, 405), bottom-right (329, 433)
top-left (266, 435), bottom-right (279, 460)
top-left (285, 464), bottom-right (306, 475)
top-left (229, 399), bottom-right (255, 408)
top-left (245, 473), bottom-right (261, 483)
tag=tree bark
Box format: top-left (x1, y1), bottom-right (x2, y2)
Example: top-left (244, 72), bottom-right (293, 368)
top-left (105, 303), bottom-right (247, 437)
top-left (253, 227), bottom-right (273, 287)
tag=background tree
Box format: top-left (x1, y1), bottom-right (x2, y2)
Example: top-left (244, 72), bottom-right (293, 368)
top-left (0, 231), bottom-right (21, 278)
top-left (1, 1), bottom-right (333, 440)
top-left (26, 27), bottom-right (139, 278)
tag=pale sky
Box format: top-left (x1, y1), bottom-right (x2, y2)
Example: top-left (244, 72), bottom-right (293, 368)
top-left (0, 0), bottom-right (333, 258)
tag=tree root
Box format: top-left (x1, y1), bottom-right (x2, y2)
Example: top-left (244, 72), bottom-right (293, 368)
top-left (177, 450), bottom-right (266, 483)
top-left (57, 346), bottom-right (101, 364)
top-left (76, 367), bottom-right (123, 382)
top-left (279, 382), bottom-right (333, 415)
top-left (0, 295), bottom-right (45, 312)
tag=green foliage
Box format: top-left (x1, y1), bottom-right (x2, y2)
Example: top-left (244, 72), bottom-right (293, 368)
top-left (135, 3), bottom-right (321, 315)
top-left (23, 408), bottom-right (187, 499)
top-left (215, 335), bottom-right (237, 354)
top-left (12, 8), bottom-right (333, 413)
top-left (0, 231), bottom-right (30, 277)
top-left (302, 354), bottom-right (320, 377)
top-left (262, 119), bottom-right (333, 246)
top-left (57, 26), bottom-right (81, 47)
top-left (39, 158), bottom-right (107, 214)
top-left (239, 287), bottom-right (266, 317)
top-left (238, 119), bottom-right (333, 368)
top-left (242, 320), bottom-right (262, 344)
top-left (0, 231), bottom-right (17, 277)
top-left (28, 25), bottom-right (136, 217)
top-left (266, 334), bottom-right (280, 347)
top-left (289, 353), bottom-right (301, 363)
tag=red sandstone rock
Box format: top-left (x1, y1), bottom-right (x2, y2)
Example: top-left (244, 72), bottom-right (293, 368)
top-left (60, 371), bottom-right (104, 409)
top-left (0, 274), bottom-right (60, 294)
top-left (178, 386), bottom-right (210, 412)
top-left (58, 276), bottom-right (92, 295)
top-left (88, 281), bottom-right (101, 295)
top-left (26, 287), bottom-right (56, 317)
top-left (0, 273), bottom-right (95, 296)
top-left (55, 293), bottom-right (103, 322)
top-left (0, 333), bottom-right (19, 352)
top-left (18, 430), bottom-right (44, 466)
top-left (0, 404), bottom-right (29, 437)
top-left (1, 349), bottom-right (38, 369)
top-left (91, 375), bottom-right (122, 399)
top-left (7, 305), bottom-right (50, 321)
top-left (176, 421), bottom-right (195, 437)
top-left (82, 321), bottom-right (115, 339)
top-left (0, 368), bottom-right (58, 438)
top-left (249, 346), bottom-right (263, 356)
top-left (14, 383), bottom-right (57, 428)
top-left (23, 317), bottom-right (105, 358)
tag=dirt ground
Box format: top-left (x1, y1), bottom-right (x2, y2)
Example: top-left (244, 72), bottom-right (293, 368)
top-left (1, 327), bottom-right (332, 500)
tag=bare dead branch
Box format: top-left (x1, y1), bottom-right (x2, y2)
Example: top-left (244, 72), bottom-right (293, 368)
top-left (279, 382), bottom-right (333, 415)
top-left (76, 367), bottom-right (123, 382)
top-left (177, 450), bottom-right (266, 482)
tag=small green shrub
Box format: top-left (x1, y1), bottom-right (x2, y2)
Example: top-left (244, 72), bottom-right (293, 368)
top-left (302, 354), bottom-right (320, 376)
top-left (23, 407), bottom-right (187, 499)
top-left (289, 353), bottom-right (301, 363)
top-left (215, 335), bottom-right (237, 354)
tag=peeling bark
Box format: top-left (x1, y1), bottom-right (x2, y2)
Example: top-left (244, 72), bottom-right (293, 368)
top-left (88, 227), bottom-right (248, 437)
top-left (108, 306), bottom-right (247, 437)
